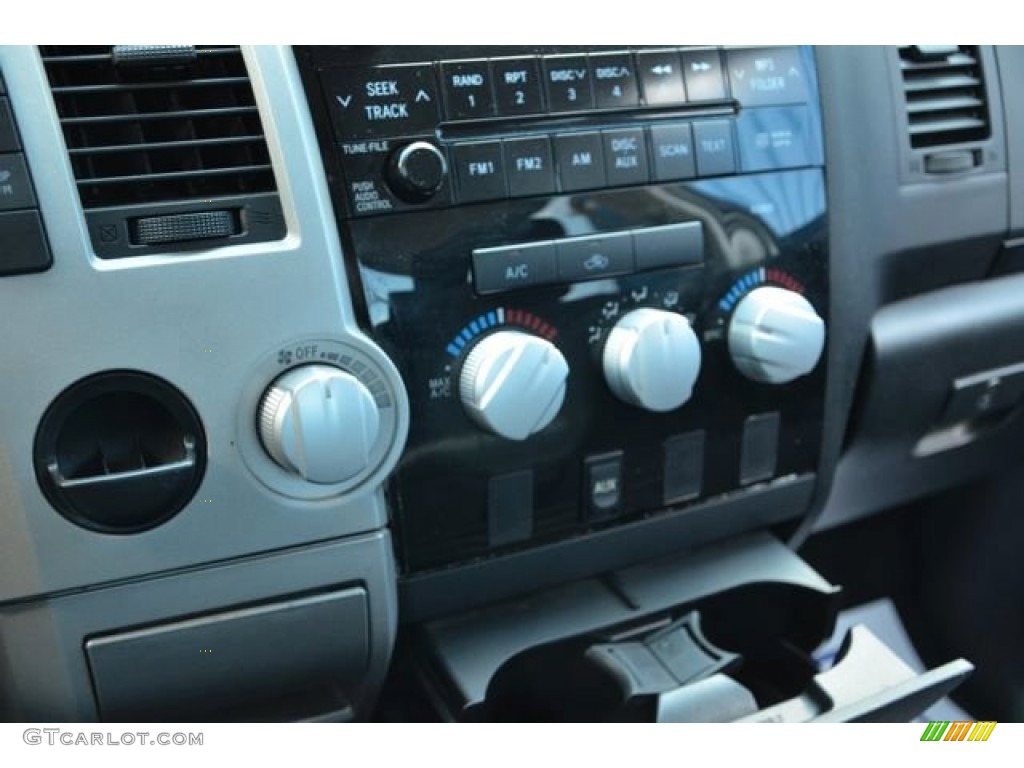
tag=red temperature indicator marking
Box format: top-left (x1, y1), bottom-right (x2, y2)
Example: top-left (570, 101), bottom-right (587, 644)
top-left (766, 268), bottom-right (805, 294)
top-left (505, 307), bottom-right (558, 341)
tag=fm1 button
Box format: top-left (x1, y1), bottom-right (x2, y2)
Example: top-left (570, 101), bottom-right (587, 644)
top-left (453, 141), bottom-right (507, 202)
top-left (472, 241), bottom-right (557, 294)
top-left (585, 451), bottom-right (624, 520)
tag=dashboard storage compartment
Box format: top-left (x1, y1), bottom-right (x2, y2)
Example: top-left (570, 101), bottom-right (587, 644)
top-left (390, 534), bottom-right (970, 722)
top-left (826, 271), bottom-right (1024, 527)
top-left (86, 588), bottom-right (369, 722)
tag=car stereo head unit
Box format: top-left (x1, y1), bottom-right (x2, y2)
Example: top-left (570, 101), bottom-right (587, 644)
top-left (296, 46), bottom-right (828, 594)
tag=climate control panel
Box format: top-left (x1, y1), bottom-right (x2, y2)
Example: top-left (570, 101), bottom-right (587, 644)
top-left (298, 45), bottom-right (829, 574)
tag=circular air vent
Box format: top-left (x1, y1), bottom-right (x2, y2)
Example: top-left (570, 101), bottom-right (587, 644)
top-left (34, 371), bottom-right (207, 534)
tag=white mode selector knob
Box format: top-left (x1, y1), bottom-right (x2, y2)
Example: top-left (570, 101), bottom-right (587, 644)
top-left (459, 331), bottom-right (569, 441)
top-left (728, 286), bottom-right (825, 384)
top-left (603, 308), bottom-right (702, 412)
top-left (258, 364), bottom-right (381, 484)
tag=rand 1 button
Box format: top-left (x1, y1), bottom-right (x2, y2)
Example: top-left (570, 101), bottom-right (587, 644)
top-left (589, 51), bottom-right (640, 110)
top-left (633, 222), bottom-right (704, 272)
top-left (322, 64), bottom-right (440, 140)
top-left (693, 120), bottom-right (737, 177)
top-left (441, 59), bottom-right (496, 120)
top-left (602, 128), bottom-right (649, 187)
top-left (554, 132), bottom-right (606, 192)
top-left (543, 54), bottom-right (594, 113)
top-left (472, 241), bottom-right (557, 294)
top-left (736, 105), bottom-right (818, 172)
top-left (648, 123), bottom-right (696, 182)
top-left (492, 57), bottom-right (544, 116)
top-left (726, 47), bottom-right (809, 107)
top-left (453, 141), bottom-right (507, 203)
top-left (504, 136), bottom-right (555, 197)
top-left (680, 49), bottom-right (727, 101)
top-left (0, 154), bottom-right (36, 211)
top-left (556, 231), bottom-right (634, 282)
top-left (637, 49), bottom-right (686, 106)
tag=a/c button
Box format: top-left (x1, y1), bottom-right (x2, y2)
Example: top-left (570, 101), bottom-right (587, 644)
top-left (472, 241), bottom-right (557, 295)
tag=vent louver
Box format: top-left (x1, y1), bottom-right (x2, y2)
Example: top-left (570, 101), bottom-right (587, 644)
top-left (39, 45), bottom-right (277, 209)
top-left (898, 45), bottom-right (990, 149)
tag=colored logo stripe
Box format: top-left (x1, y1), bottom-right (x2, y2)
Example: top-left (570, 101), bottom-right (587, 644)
top-left (920, 721), bottom-right (997, 741)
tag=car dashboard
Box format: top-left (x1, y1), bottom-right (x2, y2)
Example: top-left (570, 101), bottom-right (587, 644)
top-left (0, 44), bottom-right (1021, 722)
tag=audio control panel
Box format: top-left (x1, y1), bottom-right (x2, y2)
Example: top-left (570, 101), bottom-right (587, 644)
top-left (297, 46), bottom-right (829, 574)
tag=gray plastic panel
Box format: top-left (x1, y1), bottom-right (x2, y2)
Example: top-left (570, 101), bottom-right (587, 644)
top-left (998, 46), bottom-right (1024, 236)
top-left (0, 531), bottom-right (397, 721)
top-left (0, 46), bottom-right (409, 602)
top-left (815, 272), bottom-right (1024, 529)
top-left (799, 46), bottom-right (1010, 539)
top-left (87, 588), bottom-right (369, 721)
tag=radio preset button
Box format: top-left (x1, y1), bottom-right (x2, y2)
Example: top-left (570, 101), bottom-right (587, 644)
top-left (492, 57), bottom-right (544, 116)
top-left (590, 52), bottom-right (640, 110)
top-left (693, 120), bottom-right (737, 177)
top-left (543, 55), bottom-right (595, 113)
top-left (504, 136), bottom-right (556, 198)
top-left (556, 232), bottom-right (634, 282)
top-left (323, 64), bottom-right (439, 140)
top-left (472, 241), bottom-right (557, 294)
top-left (554, 132), bottom-right (606, 192)
top-left (441, 60), bottom-right (496, 120)
top-left (680, 49), bottom-right (727, 102)
top-left (726, 47), bottom-right (809, 107)
top-left (637, 49), bottom-right (687, 106)
top-left (602, 128), bottom-right (649, 187)
top-left (649, 123), bottom-right (696, 182)
top-left (453, 141), bottom-right (507, 203)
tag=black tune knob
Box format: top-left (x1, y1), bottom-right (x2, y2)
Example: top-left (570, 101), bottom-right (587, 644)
top-left (386, 141), bottom-right (448, 203)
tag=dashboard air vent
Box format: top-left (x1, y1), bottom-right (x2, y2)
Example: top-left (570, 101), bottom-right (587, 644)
top-left (897, 45), bottom-right (990, 149)
top-left (39, 45), bottom-right (276, 209)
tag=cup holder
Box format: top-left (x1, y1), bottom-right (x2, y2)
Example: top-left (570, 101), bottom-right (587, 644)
top-left (34, 370), bottom-right (207, 533)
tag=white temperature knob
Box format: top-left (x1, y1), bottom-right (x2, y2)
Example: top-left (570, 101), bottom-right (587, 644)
top-left (728, 286), bottom-right (825, 384)
top-left (459, 331), bottom-right (569, 441)
top-left (602, 308), bottom-right (702, 412)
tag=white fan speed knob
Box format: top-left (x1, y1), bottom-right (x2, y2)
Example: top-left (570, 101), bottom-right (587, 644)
top-left (459, 331), bottom-right (569, 441)
top-left (728, 286), bottom-right (825, 384)
top-left (258, 365), bottom-right (381, 484)
top-left (602, 308), bottom-right (702, 412)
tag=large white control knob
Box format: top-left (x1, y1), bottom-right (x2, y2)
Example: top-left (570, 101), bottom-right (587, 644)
top-left (728, 286), bottom-right (825, 384)
top-left (459, 331), bottom-right (569, 441)
top-left (258, 365), bottom-right (381, 484)
top-left (603, 308), bottom-right (702, 412)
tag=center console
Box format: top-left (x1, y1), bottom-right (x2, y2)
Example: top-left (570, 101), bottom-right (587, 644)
top-left (296, 46), bottom-right (830, 612)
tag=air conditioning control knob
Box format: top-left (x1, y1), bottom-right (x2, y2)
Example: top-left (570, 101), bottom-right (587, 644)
top-left (602, 308), bottom-right (702, 412)
top-left (258, 365), bottom-right (381, 484)
top-left (459, 331), bottom-right (569, 441)
top-left (728, 286), bottom-right (825, 384)
top-left (386, 141), bottom-right (448, 203)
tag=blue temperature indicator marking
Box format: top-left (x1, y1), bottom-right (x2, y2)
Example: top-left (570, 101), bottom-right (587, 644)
top-left (487, 311), bottom-right (499, 326)
top-left (469, 320), bottom-right (480, 335)
top-left (459, 328), bottom-right (473, 343)
top-left (447, 344), bottom-right (461, 357)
